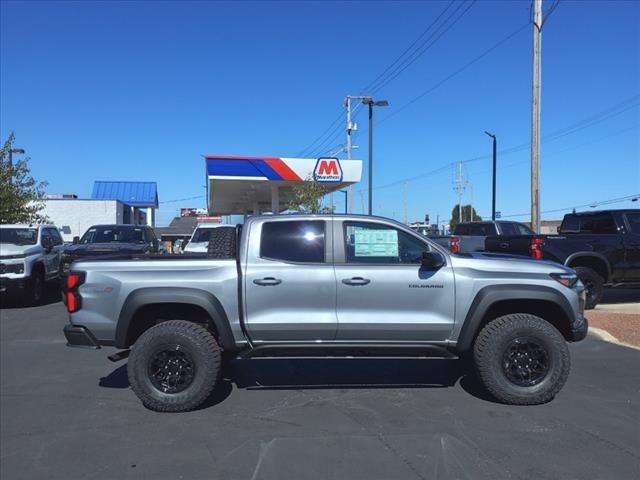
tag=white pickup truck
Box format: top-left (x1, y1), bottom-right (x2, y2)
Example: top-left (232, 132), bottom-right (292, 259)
top-left (0, 224), bottom-right (64, 304)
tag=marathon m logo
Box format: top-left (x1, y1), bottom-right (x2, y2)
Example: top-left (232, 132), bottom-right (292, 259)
top-left (313, 157), bottom-right (343, 182)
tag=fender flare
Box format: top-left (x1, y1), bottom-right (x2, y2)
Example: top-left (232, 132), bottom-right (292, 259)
top-left (564, 252), bottom-right (611, 282)
top-left (115, 287), bottom-right (236, 349)
top-left (456, 284), bottom-right (575, 353)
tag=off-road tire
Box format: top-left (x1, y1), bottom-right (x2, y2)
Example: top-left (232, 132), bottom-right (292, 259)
top-left (27, 267), bottom-right (45, 306)
top-left (473, 314), bottom-right (570, 405)
top-left (207, 228), bottom-right (236, 259)
top-left (573, 266), bottom-right (604, 310)
top-left (128, 320), bottom-right (221, 412)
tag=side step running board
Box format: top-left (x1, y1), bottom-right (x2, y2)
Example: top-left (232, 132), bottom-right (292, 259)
top-left (236, 343), bottom-right (458, 360)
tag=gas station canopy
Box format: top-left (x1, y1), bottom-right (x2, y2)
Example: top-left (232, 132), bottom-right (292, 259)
top-left (205, 155), bottom-right (362, 215)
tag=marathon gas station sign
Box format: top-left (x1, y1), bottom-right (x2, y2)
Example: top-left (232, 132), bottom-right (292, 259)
top-left (204, 155), bottom-right (362, 215)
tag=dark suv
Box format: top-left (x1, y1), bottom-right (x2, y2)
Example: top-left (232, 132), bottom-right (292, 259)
top-left (60, 224), bottom-right (163, 275)
top-left (485, 209), bottom-right (640, 308)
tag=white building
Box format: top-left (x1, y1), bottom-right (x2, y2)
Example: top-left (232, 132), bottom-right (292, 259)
top-left (41, 199), bottom-right (128, 242)
top-left (41, 181), bottom-right (159, 242)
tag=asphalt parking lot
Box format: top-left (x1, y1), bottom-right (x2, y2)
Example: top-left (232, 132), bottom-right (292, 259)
top-left (1, 295), bottom-right (639, 480)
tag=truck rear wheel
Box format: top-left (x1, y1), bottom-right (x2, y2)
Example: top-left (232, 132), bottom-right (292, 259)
top-left (207, 228), bottom-right (236, 259)
top-left (128, 320), bottom-right (221, 412)
top-left (573, 266), bottom-right (604, 310)
top-left (473, 314), bottom-right (570, 405)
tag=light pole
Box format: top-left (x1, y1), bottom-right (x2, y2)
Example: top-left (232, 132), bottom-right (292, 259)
top-left (8, 148), bottom-right (25, 186)
top-left (484, 132), bottom-right (497, 221)
top-left (339, 190), bottom-right (348, 214)
top-left (360, 98), bottom-right (389, 215)
top-left (8, 148), bottom-right (25, 169)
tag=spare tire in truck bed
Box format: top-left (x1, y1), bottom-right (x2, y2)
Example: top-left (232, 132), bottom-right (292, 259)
top-left (207, 227), bottom-right (236, 258)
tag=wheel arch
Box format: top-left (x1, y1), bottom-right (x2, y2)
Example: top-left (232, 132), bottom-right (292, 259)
top-left (115, 287), bottom-right (236, 350)
top-left (455, 285), bottom-right (576, 353)
top-left (565, 253), bottom-right (610, 283)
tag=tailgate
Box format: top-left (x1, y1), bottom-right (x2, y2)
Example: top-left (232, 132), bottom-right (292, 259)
top-left (485, 235), bottom-right (532, 256)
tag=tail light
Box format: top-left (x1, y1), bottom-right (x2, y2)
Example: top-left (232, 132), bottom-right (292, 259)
top-left (64, 272), bottom-right (85, 313)
top-left (450, 236), bottom-right (460, 254)
top-left (529, 236), bottom-right (545, 260)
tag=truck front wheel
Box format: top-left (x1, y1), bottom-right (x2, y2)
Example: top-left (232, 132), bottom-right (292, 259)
top-left (128, 320), bottom-right (221, 412)
top-left (473, 314), bottom-right (570, 405)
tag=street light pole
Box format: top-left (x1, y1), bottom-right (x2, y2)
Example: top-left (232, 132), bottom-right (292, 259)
top-left (360, 98), bottom-right (388, 216)
top-left (484, 132), bottom-right (497, 221)
top-left (8, 148), bottom-right (25, 185)
top-left (339, 190), bottom-right (348, 214)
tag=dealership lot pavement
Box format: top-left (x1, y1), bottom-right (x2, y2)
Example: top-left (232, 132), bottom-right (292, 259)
top-left (1, 298), bottom-right (639, 480)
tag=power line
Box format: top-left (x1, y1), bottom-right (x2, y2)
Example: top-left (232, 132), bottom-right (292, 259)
top-left (379, 22), bottom-right (530, 125)
top-left (359, 0), bottom-right (457, 94)
top-left (297, 0), bottom-right (474, 158)
top-left (360, 95), bottom-right (640, 193)
top-left (500, 194), bottom-right (639, 218)
top-left (159, 195), bottom-right (205, 205)
top-left (369, 0), bottom-right (477, 95)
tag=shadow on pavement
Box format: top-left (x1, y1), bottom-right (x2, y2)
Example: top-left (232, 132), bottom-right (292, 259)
top-left (99, 357), bottom-right (497, 407)
top-left (0, 282), bottom-right (62, 309)
top-left (600, 288), bottom-right (640, 305)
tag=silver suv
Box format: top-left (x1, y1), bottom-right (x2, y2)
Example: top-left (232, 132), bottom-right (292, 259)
top-left (62, 214), bottom-right (588, 412)
top-left (0, 224), bottom-right (64, 304)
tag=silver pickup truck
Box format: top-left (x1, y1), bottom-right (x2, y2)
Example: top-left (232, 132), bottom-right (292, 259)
top-left (63, 214), bottom-right (588, 412)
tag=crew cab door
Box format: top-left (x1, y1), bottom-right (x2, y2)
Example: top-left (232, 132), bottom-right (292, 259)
top-left (334, 219), bottom-right (455, 341)
top-left (243, 219), bottom-right (337, 342)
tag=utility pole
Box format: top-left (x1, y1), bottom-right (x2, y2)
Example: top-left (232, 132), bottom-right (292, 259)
top-left (454, 161), bottom-right (467, 224)
top-left (485, 131), bottom-right (497, 221)
top-left (531, 0), bottom-right (542, 233)
top-left (403, 180), bottom-right (408, 224)
top-left (345, 96), bottom-right (353, 214)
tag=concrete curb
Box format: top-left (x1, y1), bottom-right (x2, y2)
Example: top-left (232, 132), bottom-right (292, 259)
top-left (588, 327), bottom-right (640, 351)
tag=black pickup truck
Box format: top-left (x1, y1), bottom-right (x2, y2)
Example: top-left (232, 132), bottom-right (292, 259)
top-left (485, 209), bottom-right (640, 309)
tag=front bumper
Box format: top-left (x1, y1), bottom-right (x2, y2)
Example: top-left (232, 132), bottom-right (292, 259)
top-left (0, 276), bottom-right (28, 294)
top-left (570, 316), bottom-right (589, 342)
top-left (63, 324), bottom-right (101, 349)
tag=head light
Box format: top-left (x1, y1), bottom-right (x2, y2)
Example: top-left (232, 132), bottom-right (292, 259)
top-left (550, 273), bottom-right (578, 288)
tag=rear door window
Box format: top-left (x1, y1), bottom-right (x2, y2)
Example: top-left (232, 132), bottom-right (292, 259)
top-left (499, 223), bottom-right (517, 235)
top-left (260, 221), bottom-right (325, 263)
top-left (580, 214), bottom-right (617, 234)
top-left (626, 212), bottom-right (640, 234)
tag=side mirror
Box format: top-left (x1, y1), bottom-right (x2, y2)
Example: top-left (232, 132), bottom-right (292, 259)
top-left (421, 251), bottom-right (445, 269)
top-left (73, 236), bottom-right (80, 245)
top-left (556, 226), bottom-right (561, 233)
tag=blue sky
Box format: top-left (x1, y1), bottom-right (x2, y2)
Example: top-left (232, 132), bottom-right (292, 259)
top-left (1, 0), bottom-right (638, 226)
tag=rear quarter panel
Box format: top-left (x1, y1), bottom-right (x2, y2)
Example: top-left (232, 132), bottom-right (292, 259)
top-left (69, 258), bottom-right (241, 345)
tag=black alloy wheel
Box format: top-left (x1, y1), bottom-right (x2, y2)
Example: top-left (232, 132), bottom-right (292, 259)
top-left (148, 344), bottom-right (196, 394)
top-left (502, 337), bottom-right (550, 387)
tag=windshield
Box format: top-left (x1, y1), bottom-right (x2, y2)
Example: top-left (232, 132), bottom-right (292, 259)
top-left (0, 228), bottom-right (38, 246)
top-left (80, 226), bottom-right (146, 244)
top-left (191, 228), bottom-right (217, 243)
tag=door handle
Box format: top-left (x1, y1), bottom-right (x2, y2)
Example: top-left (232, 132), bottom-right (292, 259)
top-left (500, 242), bottom-right (509, 249)
top-left (342, 277), bottom-right (371, 286)
top-left (253, 277), bottom-right (282, 286)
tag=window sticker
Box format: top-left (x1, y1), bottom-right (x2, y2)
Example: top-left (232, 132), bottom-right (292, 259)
top-left (353, 227), bottom-right (398, 257)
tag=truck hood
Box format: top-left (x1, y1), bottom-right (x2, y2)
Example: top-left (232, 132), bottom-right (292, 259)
top-left (451, 251), bottom-right (575, 275)
top-left (0, 243), bottom-right (42, 258)
top-left (64, 243), bottom-right (147, 257)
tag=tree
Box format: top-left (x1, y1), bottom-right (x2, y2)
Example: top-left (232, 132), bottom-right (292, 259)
top-left (0, 133), bottom-right (48, 224)
top-left (289, 176), bottom-right (334, 214)
top-left (449, 204), bottom-right (481, 231)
